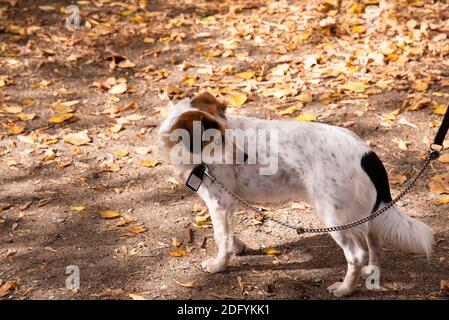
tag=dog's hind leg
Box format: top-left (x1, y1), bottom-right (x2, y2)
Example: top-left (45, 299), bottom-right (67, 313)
top-left (362, 232), bottom-right (382, 278)
top-left (327, 230), bottom-right (368, 298)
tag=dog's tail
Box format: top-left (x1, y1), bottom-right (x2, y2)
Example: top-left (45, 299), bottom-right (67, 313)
top-left (361, 150), bottom-right (434, 258)
top-left (371, 204), bottom-right (434, 258)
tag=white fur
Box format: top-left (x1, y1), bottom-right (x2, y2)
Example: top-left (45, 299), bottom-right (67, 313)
top-left (158, 98), bottom-right (434, 298)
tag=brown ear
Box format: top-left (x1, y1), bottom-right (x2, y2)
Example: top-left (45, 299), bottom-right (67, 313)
top-left (191, 92), bottom-right (227, 118)
top-left (171, 110), bottom-right (225, 154)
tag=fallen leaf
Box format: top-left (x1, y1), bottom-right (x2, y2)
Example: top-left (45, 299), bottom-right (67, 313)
top-left (109, 83), bottom-right (128, 95)
top-left (140, 160), bottom-right (160, 168)
top-left (128, 225), bottom-right (147, 234)
top-left (341, 81), bottom-right (366, 93)
top-left (173, 280), bottom-right (196, 288)
top-left (428, 174), bottom-right (449, 195)
top-left (135, 147), bottom-right (150, 154)
top-left (296, 114), bottom-right (317, 122)
top-left (17, 113), bottom-right (35, 121)
top-left (8, 125), bottom-right (24, 135)
top-left (1, 105), bottom-right (22, 114)
top-left (236, 71), bottom-right (255, 80)
top-left (276, 105), bottom-right (297, 116)
top-left (117, 60), bottom-right (136, 69)
top-left (48, 113), bottom-right (74, 124)
top-left (0, 280), bottom-right (18, 298)
top-left (226, 92), bottom-right (247, 107)
top-left (440, 280), bottom-right (449, 292)
top-left (296, 93), bottom-right (313, 103)
top-left (71, 205), bottom-right (85, 212)
top-left (414, 80), bottom-right (429, 92)
top-left (262, 248), bottom-right (281, 256)
top-left (116, 150), bottom-right (129, 157)
top-left (170, 247), bottom-right (187, 257)
top-left (63, 130), bottom-right (91, 146)
top-left (100, 210), bottom-right (121, 219)
top-left (433, 104), bottom-right (448, 116)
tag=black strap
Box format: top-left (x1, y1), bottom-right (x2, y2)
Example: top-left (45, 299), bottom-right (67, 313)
top-left (434, 105), bottom-right (449, 147)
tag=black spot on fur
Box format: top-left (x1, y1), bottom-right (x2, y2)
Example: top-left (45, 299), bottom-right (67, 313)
top-left (361, 151), bottom-right (392, 212)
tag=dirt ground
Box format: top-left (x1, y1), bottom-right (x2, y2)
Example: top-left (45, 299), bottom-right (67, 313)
top-left (0, 0), bottom-right (449, 300)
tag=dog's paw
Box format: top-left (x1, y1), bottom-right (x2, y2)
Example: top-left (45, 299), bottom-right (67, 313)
top-left (327, 282), bottom-right (354, 298)
top-left (201, 259), bottom-right (227, 274)
top-left (229, 238), bottom-right (246, 255)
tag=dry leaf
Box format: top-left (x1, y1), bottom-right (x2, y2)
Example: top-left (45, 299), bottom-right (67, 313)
top-left (49, 113), bottom-right (74, 124)
top-left (433, 104), bottom-right (448, 116)
top-left (116, 150), bottom-right (129, 157)
top-left (71, 205), bottom-right (85, 212)
top-left (170, 247), bottom-right (187, 257)
top-left (0, 280), bottom-right (18, 298)
top-left (172, 237), bottom-right (183, 247)
top-left (428, 174), bottom-right (449, 195)
top-left (262, 248), bottom-right (281, 255)
top-left (276, 105), bottom-right (296, 116)
top-left (173, 280), bottom-right (196, 288)
top-left (341, 81), bottom-right (366, 93)
top-left (140, 160), bottom-right (160, 167)
top-left (128, 225), bottom-right (147, 234)
top-left (1, 105), bottom-right (23, 114)
top-left (296, 114), bottom-right (317, 122)
top-left (17, 113), bottom-right (35, 121)
top-left (296, 93), bottom-right (313, 103)
top-left (109, 83), bottom-right (128, 94)
top-left (63, 130), bottom-right (91, 146)
top-left (100, 210), bottom-right (121, 219)
top-left (226, 92), bottom-right (247, 107)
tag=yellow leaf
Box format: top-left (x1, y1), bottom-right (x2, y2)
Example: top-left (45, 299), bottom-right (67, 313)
top-left (109, 83), bottom-right (128, 95)
top-left (162, 85), bottom-right (182, 94)
top-left (236, 71), bottom-right (255, 80)
top-left (203, 50), bottom-right (222, 57)
top-left (116, 150), bottom-right (129, 157)
top-left (140, 160), bottom-right (160, 168)
top-left (276, 105), bottom-right (297, 116)
top-left (262, 248), bottom-right (281, 255)
top-left (170, 248), bottom-right (187, 257)
top-left (182, 74), bottom-right (197, 87)
top-left (49, 113), bottom-right (74, 124)
top-left (438, 153), bottom-right (449, 163)
top-left (352, 25), bottom-right (367, 33)
top-left (428, 174), bottom-right (449, 195)
top-left (38, 5), bottom-right (55, 11)
top-left (8, 125), bottom-right (24, 135)
top-left (71, 205), bottom-right (86, 212)
top-left (227, 92), bottom-right (247, 107)
top-left (17, 113), bottom-right (35, 121)
top-left (128, 225), bottom-right (147, 234)
top-left (347, 3), bottom-right (364, 14)
top-left (296, 93), bottom-right (313, 103)
top-left (437, 196), bottom-right (449, 204)
top-left (383, 108), bottom-right (401, 121)
top-left (0, 280), bottom-right (18, 298)
top-left (296, 114), bottom-right (317, 122)
top-left (433, 104), bottom-right (448, 116)
top-left (100, 210), bottom-right (121, 219)
top-left (63, 130), bottom-right (91, 146)
top-left (117, 60), bottom-right (136, 69)
top-left (414, 80), bottom-right (429, 92)
top-left (341, 81), bottom-right (366, 93)
top-left (121, 9), bottom-right (135, 16)
top-left (1, 105), bottom-right (23, 114)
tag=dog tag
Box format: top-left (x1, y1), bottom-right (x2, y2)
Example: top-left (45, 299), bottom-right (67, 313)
top-left (186, 164), bottom-right (206, 191)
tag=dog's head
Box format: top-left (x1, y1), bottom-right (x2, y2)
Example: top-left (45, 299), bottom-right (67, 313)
top-left (159, 92), bottom-right (242, 165)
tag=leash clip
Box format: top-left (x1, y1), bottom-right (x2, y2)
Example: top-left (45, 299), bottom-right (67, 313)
top-left (296, 228), bottom-right (305, 235)
top-left (429, 144), bottom-right (442, 160)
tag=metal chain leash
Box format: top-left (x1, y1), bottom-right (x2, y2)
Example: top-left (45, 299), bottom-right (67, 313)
top-left (203, 149), bottom-right (440, 236)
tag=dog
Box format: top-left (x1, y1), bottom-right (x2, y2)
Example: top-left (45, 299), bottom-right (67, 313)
top-left (158, 92), bottom-right (434, 297)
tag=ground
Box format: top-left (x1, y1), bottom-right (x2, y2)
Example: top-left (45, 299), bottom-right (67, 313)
top-left (0, 0), bottom-right (449, 300)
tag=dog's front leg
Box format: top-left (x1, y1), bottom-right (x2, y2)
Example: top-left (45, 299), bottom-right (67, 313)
top-left (198, 187), bottom-right (236, 274)
top-left (201, 205), bottom-right (231, 273)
